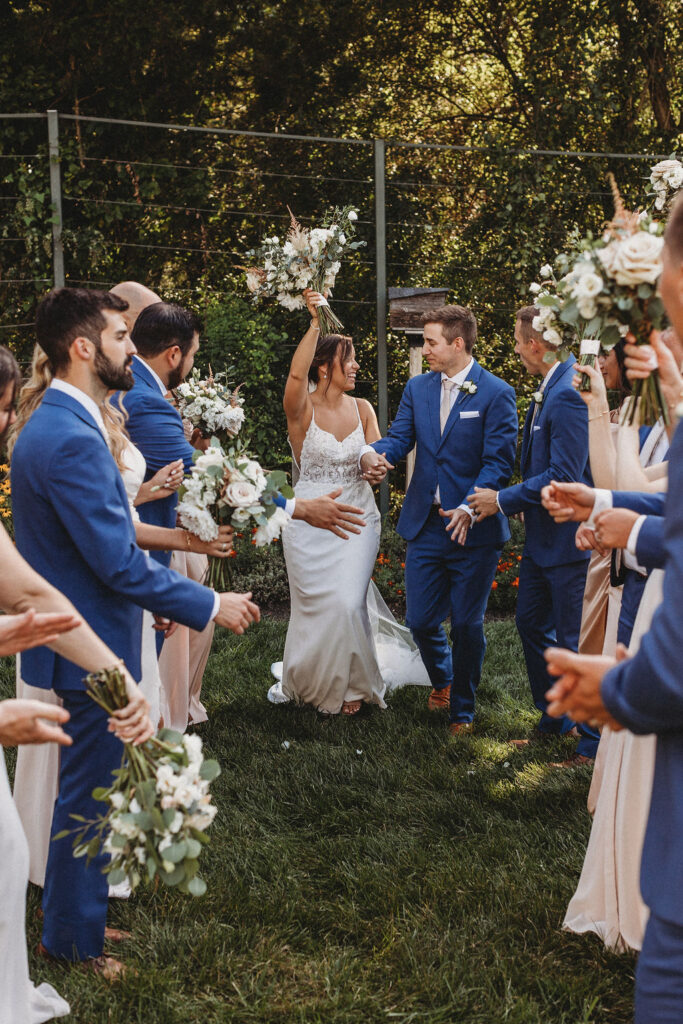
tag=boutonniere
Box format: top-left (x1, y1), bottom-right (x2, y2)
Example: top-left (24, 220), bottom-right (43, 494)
top-left (532, 391), bottom-right (544, 406)
top-left (458, 380), bottom-right (478, 395)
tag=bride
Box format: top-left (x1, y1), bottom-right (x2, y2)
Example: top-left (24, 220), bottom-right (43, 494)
top-left (270, 290), bottom-right (429, 715)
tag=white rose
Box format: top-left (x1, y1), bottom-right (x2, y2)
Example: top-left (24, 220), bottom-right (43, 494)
top-left (223, 479), bottom-right (261, 508)
top-left (543, 328), bottom-right (562, 347)
top-left (254, 506), bottom-right (289, 547)
top-left (597, 231), bottom-right (663, 286)
top-left (529, 282), bottom-right (541, 295)
top-left (245, 270), bottom-right (262, 294)
top-left (573, 272), bottom-right (603, 299)
top-left (195, 448), bottom-right (225, 473)
top-left (577, 298), bottom-right (598, 320)
top-left (540, 264), bottom-right (553, 278)
top-left (183, 733), bottom-right (203, 766)
top-left (109, 792), bottom-right (125, 810)
top-left (348, 210), bottom-right (358, 221)
top-left (531, 315), bottom-right (544, 333)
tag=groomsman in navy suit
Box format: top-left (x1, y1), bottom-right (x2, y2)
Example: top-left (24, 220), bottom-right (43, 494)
top-left (361, 305), bottom-right (518, 734)
top-left (469, 306), bottom-right (600, 763)
top-left (542, 195), bottom-right (683, 1022)
top-left (12, 288), bottom-right (260, 973)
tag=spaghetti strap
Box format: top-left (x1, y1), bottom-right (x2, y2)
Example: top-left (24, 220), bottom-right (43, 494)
top-left (353, 398), bottom-right (362, 427)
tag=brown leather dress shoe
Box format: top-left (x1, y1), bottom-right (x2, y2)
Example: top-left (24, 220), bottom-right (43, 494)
top-left (449, 722), bottom-right (473, 736)
top-left (549, 752), bottom-right (595, 768)
top-left (427, 685), bottom-right (451, 711)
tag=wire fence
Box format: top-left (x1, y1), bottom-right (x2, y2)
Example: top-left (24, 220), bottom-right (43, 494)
top-left (0, 111), bottom-right (668, 506)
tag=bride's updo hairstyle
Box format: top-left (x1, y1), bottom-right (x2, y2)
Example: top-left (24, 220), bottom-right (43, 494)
top-left (308, 333), bottom-right (353, 393)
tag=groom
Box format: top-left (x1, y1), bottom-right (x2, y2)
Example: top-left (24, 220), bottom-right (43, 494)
top-left (361, 304), bottom-right (518, 733)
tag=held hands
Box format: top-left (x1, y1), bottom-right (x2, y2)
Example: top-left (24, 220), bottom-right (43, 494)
top-left (360, 450), bottom-right (393, 485)
top-left (440, 507), bottom-right (473, 545)
top-left (593, 508), bottom-right (640, 551)
top-left (0, 699), bottom-right (72, 747)
top-left (541, 481), bottom-right (596, 523)
top-left (294, 489), bottom-right (367, 539)
top-left (467, 487), bottom-right (499, 523)
top-left (0, 608), bottom-right (81, 657)
top-left (544, 645), bottom-right (628, 729)
top-left (108, 668), bottom-right (154, 746)
top-left (152, 615), bottom-right (178, 639)
top-left (215, 591), bottom-right (260, 635)
top-left (575, 522), bottom-right (605, 555)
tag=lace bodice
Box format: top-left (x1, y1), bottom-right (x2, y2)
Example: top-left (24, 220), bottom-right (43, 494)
top-left (296, 403), bottom-right (365, 487)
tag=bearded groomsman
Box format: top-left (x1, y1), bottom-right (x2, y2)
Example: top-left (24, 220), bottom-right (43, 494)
top-left (469, 307), bottom-right (600, 763)
top-left (361, 305), bottom-right (518, 734)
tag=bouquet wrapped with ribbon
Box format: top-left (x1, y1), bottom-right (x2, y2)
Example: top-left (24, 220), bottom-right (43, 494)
top-left (176, 441), bottom-right (292, 590)
top-left (243, 204), bottom-right (365, 335)
top-left (55, 666), bottom-right (221, 896)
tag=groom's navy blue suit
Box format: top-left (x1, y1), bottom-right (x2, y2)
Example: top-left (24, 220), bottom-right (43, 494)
top-left (600, 420), bottom-right (683, 1022)
top-left (12, 386), bottom-right (216, 961)
top-left (370, 360), bottom-right (518, 723)
top-left (497, 356), bottom-right (599, 758)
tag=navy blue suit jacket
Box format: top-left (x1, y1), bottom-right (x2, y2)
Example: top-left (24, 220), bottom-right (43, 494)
top-left (610, 490), bottom-right (666, 570)
top-left (117, 358), bottom-right (195, 562)
top-left (11, 389), bottom-right (216, 691)
top-left (498, 357), bottom-right (590, 567)
top-left (371, 361), bottom-right (518, 545)
top-left (601, 418), bottom-right (683, 925)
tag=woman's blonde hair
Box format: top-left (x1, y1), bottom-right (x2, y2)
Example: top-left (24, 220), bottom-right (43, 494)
top-left (8, 343), bottom-right (131, 470)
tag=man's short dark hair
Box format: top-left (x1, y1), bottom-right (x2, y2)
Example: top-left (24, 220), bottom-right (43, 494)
top-left (420, 305), bottom-right (477, 352)
top-left (35, 288), bottom-right (128, 374)
top-left (516, 305), bottom-right (543, 344)
top-left (131, 302), bottom-right (201, 359)
top-left (665, 192), bottom-right (683, 263)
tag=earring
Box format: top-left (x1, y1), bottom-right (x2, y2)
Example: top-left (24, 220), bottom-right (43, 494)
top-left (321, 373), bottom-right (327, 378)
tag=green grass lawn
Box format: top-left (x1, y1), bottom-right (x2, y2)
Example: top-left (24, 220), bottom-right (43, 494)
top-left (1, 619), bottom-right (635, 1023)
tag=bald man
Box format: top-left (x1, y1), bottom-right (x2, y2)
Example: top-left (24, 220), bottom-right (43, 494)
top-left (110, 281), bottom-right (161, 332)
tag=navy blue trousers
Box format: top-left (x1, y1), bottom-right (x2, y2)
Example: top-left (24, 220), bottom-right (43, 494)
top-left (515, 552), bottom-right (600, 758)
top-left (405, 507), bottom-right (500, 724)
top-left (42, 690), bottom-right (123, 960)
top-left (616, 568), bottom-right (648, 649)
top-left (635, 912), bottom-right (683, 1023)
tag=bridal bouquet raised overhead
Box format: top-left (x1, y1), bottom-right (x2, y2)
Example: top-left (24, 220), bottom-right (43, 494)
top-left (556, 175), bottom-right (667, 424)
top-left (56, 666), bottom-right (220, 896)
top-left (243, 204), bottom-right (365, 335)
top-left (175, 367), bottom-right (245, 448)
top-left (176, 441), bottom-right (292, 590)
top-left (648, 157), bottom-right (683, 215)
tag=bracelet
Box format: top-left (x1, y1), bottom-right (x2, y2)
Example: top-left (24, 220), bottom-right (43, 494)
top-left (309, 320), bottom-right (320, 331)
top-left (588, 406), bottom-right (609, 421)
top-left (184, 530), bottom-right (193, 552)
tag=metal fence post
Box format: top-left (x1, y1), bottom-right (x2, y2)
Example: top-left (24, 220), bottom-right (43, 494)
top-left (374, 137), bottom-right (389, 517)
top-left (47, 109), bottom-right (65, 288)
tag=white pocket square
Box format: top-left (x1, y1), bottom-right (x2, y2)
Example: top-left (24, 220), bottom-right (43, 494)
top-left (533, 425), bottom-right (541, 431)
top-left (460, 410), bottom-right (480, 419)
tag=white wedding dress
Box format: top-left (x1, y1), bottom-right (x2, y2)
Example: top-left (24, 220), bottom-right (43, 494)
top-left (0, 751), bottom-right (70, 1023)
top-left (13, 440), bottom-right (161, 891)
top-left (269, 401), bottom-right (429, 713)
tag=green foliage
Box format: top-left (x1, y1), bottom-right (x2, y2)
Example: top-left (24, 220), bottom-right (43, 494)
top-left (0, 621), bottom-right (635, 1023)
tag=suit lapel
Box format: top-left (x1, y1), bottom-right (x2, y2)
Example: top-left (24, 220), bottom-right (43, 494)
top-left (427, 372), bottom-right (442, 449)
top-left (522, 356), bottom-right (575, 469)
top-left (521, 402), bottom-right (535, 470)
top-left (42, 389), bottom-right (110, 447)
top-left (438, 361), bottom-right (482, 450)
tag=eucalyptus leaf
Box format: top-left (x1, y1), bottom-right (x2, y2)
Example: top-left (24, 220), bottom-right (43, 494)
top-left (107, 868), bottom-right (127, 886)
top-left (163, 839), bottom-right (188, 863)
top-left (188, 876), bottom-right (207, 897)
top-left (200, 758), bottom-right (221, 782)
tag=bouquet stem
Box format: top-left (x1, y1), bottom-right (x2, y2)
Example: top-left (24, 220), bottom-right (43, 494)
top-left (205, 555), bottom-right (233, 592)
top-left (622, 369), bottom-right (671, 428)
top-left (577, 353), bottom-right (596, 392)
top-left (315, 302), bottom-right (345, 336)
top-left (577, 338), bottom-right (601, 393)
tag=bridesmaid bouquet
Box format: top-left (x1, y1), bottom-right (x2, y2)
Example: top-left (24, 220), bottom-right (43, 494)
top-left (648, 157), bottom-right (683, 215)
top-left (529, 262), bottom-right (575, 362)
top-left (243, 204), bottom-right (365, 335)
top-left (557, 176), bottom-right (667, 425)
top-left (176, 442), bottom-right (292, 589)
top-left (56, 666), bottom-right (220, 896)
top-left (175, 367), bottom-right (245, 448)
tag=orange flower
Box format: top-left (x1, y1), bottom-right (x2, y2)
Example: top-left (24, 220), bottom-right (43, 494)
top-left (491, 580), bottom-right (498, 589)
top-left (511, 578), bottom-right (519, 587)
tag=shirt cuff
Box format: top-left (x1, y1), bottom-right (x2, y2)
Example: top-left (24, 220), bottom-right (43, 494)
top-left (284, 497), bottom-right (296, 517)
top-left (626, 515), bottom-right (647, 558)
top-left (586, 488), bottom-right (612, 527)
top-left (458, 503), bottom-right (475, 521)
top-left (210, 592), bottom-right (221, 619)
top-left (358, 443), bottom-right (375, 468)
top-left (495, 492), bottom-right (502, 513)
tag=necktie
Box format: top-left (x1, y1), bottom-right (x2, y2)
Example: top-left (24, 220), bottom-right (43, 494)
top-left (440, 380), bottom-right (457, 434)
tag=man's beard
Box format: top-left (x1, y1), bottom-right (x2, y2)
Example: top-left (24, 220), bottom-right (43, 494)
top-left (167, 362), bottom-right (185, 391)
top-left (94, 348), bottom-right (134, 391)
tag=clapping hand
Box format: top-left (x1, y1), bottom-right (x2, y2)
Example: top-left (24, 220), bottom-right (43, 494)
top-left (215, 591), bottom-right (260, 635)
top-left (593, 508), bottom-right (641, 551)
top-left (544, 645), bottom-right (627, 730)
top-left (0, 699), bottom-right (72, 747)
top-left (541, 481), bottom-right (596, 523)
top-left (360, 450), bottom-right (393, 485)
top-left (0, 608), bottom-right (81, 656)
top-left (440, 507), bottom-right (473, 545)
top-left (575, 522), bottom-right (605, 555)
top-left (467, 487), bottom-right (499, 522)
